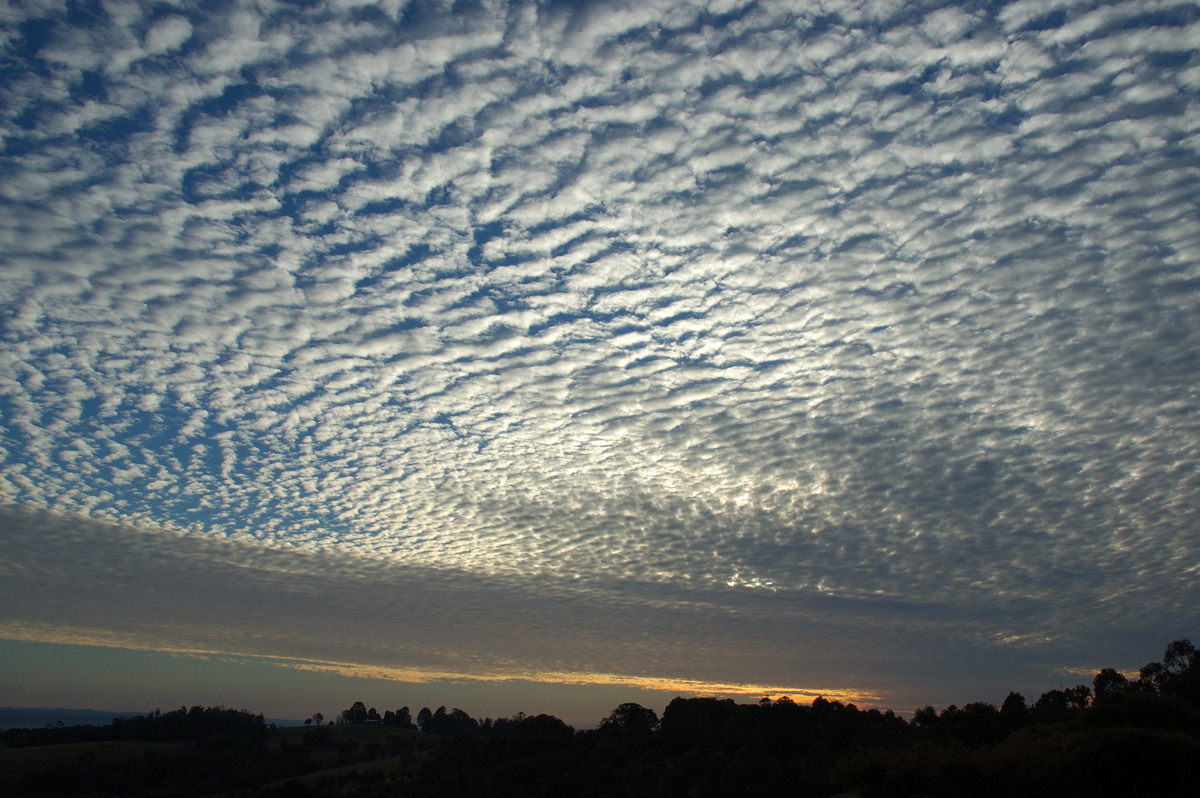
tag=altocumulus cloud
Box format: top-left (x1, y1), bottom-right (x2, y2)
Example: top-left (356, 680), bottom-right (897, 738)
top-left (1, 0), bottom-right (1199, 707)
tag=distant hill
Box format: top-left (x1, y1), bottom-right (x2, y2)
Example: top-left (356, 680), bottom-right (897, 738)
top-left (0, 707), bottom-right (140, 730)
top-left (0, 707), bottom-right (305, 730)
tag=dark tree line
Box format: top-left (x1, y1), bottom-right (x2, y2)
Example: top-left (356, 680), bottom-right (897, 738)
top-left (333, 701), bottom-right (479, 734)
top-left (1, 706), bottom-right (275, 797)
top-left (317, 639), bottom-right (1200, 797)
top-left (3, 640), bottom-right (1197, 797)
top-left (1, 704), bottom-right (267, 748)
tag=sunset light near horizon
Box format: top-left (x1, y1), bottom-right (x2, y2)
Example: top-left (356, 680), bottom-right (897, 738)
top-left (2, 0), bottom-right (1199, 727)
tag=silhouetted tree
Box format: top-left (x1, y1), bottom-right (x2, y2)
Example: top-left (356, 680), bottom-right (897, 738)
top-left (999, 691), bottom-right (1031, 732)
top-left (941, 702), bottom-right (1002, 747)
top-left (1130, 639), bottom-right (1200, 707)
top-left (600, 702), bottom-right (660, 732)
top-left (516, 712), bottom-right (573, 739)
top-left (424, 706), bottom-right (449, 735)
top-left (1093, 667), bottom-right (1130, 699)
top-left (383, 706), bottom-right (414, 729)
top-left (1163, 639), bottom-right (1196, 674)
top-left (911, 705), bottom-right (941, 738)
top-left (1137, 661), bottom-right (1168, 692)
top-left (1063, 684), bottom-right (1092, 710)
top-left (448, 707), bottom-right (478, 735)
top-left (339, 701), bottom-right (368, 725)
top-left (1159, 639), bottom-right (1200, 706)
top-left (661, 696), bottom-right (738, 753)
top-left (1032, 689), bottom-right (1072, 723)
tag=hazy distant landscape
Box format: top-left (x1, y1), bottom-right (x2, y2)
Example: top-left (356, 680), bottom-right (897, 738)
top-left (0, 708), bottom-right (302, 732)
top-left (0, 709), bottom-right (141, 732)
top-left (2, 640), bottom-right (1196, 797)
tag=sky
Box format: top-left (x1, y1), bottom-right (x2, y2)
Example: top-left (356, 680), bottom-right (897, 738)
top-left (1, 0), bottom-right (1198, 728)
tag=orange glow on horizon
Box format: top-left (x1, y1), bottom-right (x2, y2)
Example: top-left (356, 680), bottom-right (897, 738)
top-left (2, 623), bottom-right (881, 708)
top-left (278, 658), bottom-right (879, 705)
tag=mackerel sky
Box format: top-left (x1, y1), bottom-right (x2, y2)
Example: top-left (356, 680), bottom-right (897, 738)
top-left (2, 0), bottom-right (1199, 721)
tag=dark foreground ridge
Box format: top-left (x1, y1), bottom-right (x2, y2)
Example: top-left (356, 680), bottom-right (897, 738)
top-left (2, 639), bottom-right (1197, 797)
